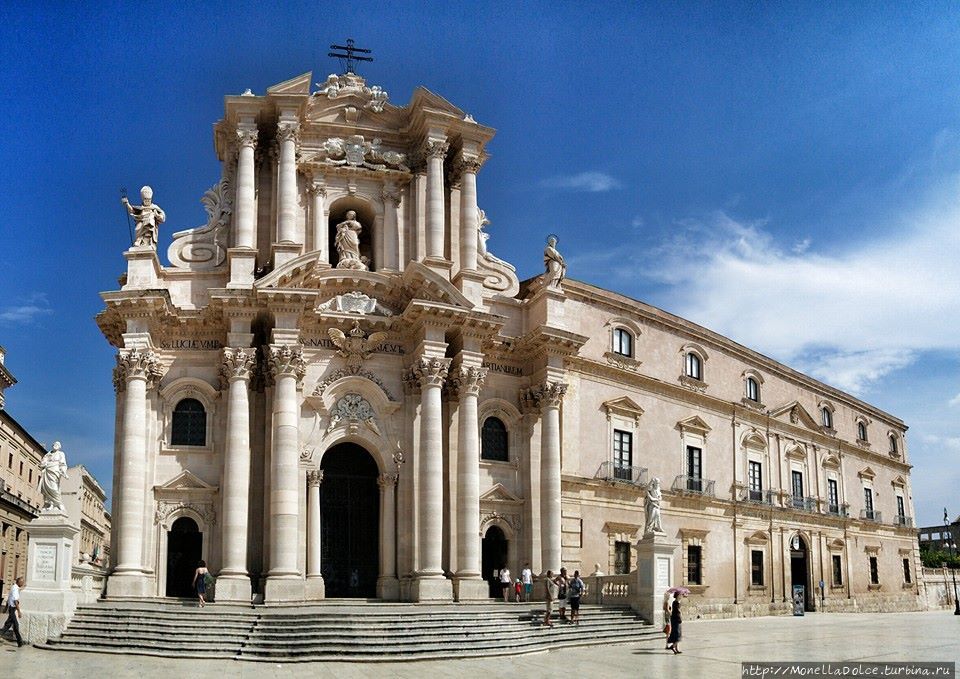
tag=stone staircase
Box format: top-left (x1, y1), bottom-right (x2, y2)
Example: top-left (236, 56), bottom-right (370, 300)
top-left (43, 600), bottom-right (660, 661)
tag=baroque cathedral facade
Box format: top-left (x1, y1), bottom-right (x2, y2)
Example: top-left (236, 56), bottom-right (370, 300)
top-left (98, 69), bottom-right (922, 613)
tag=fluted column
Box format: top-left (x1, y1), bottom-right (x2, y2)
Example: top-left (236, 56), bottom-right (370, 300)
top-left (413, 357), bottom-right (451, 577)
top-left (381, 184), bottom-right (401, 270)
top-left (276, 122), bottom-right (300, 244)
top-left (235, 128), bottom-right (258, 249)
top-left (452, 366), bottom-right (486, 580)
top-left (266, 345), bottom-right (305, 581)
top-left (307, 470), bottom-right (324, 578)
top-left (378, 473), bottom-right (398, 580)
top-left (523, 381), bottom-right (567, 574)
top-left (424, 139), bottom-right (449, 259)
top-left (458, 158), bottom-right (481, 271)
top-left (309, 179), bottom-right (328, 263)
top-left (218, 348), bottom-right (255, 585)
top-left (112, 349), bottom-right (163, 574)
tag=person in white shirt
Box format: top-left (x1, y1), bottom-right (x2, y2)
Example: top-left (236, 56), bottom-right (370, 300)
top-left (499, 567), bottom-right (512, 602)
top-left (521, 563), bottom-right (533, 602)
top-left (1, 577), bottom-right (25, 647)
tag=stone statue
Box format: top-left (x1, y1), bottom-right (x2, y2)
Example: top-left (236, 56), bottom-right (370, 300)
top-left (334, 210), bottom-right (367, 270)
top-left (122, 186), bottom-right (166, 248)
top-left (39, 441), bottom-right (69, 512)
top-left (543, 235), bottom-right (566, 289)
top-left (644, 477), bottom-right (665, 536)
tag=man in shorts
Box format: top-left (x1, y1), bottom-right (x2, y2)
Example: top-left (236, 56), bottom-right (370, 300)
top-left (568, 570), bottom-right (585, 625)
top-left (543, 570), bottom-right (559, 627)
top-left (521, 563), bottom-right (533, 602)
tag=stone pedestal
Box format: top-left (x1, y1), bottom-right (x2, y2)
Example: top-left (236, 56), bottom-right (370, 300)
top-left (452, 269), bottom-right (487, 309)
top-left (272, 243), bottom-right (302, 269)
top-left (19, 512), bottom-right (79, 643)
top-left (632, 532), bottom-right (680, 627)
top-left (263, 577), bottom-right (305, 603)
top-left (122, 246), bottom-right (162, 290)
top-left (227, 248), bottom-right (257, 288)
top-left (453, 577), bottom-right (488, 602)
top-left (410, 575), bottom-right (453, 602)
top-left (376, 576), bottom-right (400, 601)
top-left (305, 576), bottom-right (326, 601)
top-left (215, 577), bottom-right (252, 603)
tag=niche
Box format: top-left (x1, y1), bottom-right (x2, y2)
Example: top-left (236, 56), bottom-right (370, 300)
top-left (328, 197), bottom-right (377, 271)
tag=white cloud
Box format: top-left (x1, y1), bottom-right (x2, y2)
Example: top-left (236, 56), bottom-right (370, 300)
top-left (0, 294), bottom-right (52, 324)
top-left (949, 393), bottom-right (960, 408)
top-left (631, 215), bottom-right (645, 229)
top-left (792, 238), bottom-right (811, 254)
top-left (540, 171), bottom-right (621, 192)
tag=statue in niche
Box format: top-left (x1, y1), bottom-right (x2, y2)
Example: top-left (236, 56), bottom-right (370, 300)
top-left (542, 234), bottom-right (566, 289)
top-left (643, 477), bottom-right (665, 536)
top-left (40, 441), bottom-right (69, 513)
top-left (334, 210), bottom-right (368, 271)
top-left (122, 186), bottom-right (166, 248)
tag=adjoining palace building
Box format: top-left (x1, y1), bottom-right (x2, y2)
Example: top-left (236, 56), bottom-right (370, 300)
top-left (97, 68), bottom-right (922, 613)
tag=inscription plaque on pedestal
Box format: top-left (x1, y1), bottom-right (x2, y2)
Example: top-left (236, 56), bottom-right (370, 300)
top-left (35, 544), bottom-right (57, 580)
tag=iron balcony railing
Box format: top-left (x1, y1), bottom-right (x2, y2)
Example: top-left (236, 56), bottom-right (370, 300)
top-left (894, 514), bottom-right (914, 528)
top-left (596, 461), bottom-right (648, 486)
top-left (861, 509), bottom-right (882, 522)
top-left (672, 475), bottom-right (716, 497)
top-left (790, 495), bottom-right (818, 512)
top-left (741, 488), bottom-right (777, 505)
top-left (827, 503), bottom-right (849, 517)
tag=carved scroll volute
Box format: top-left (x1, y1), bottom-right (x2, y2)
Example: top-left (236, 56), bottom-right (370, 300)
top-left (307, 469), bottom-right (324, 488)
top-left (424, 139), bottom-right (450, 160)
top-left (520, 380), bottom-right (567, 411)
top-left (236, 128), bottom-right (259, 149)
top-left (220, 348), bottom-right (256, 387)
top-left (450, 366), bottom-right (488, 399)
top-left (113, 349), bottom-right (164, 393)
top-left (267, 345), bottom-right (307, 385)
top-left (412, 357), bottom-right (452, 389)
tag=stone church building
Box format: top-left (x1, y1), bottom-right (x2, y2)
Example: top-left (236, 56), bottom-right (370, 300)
top-left (97, 69), bottom-right (922, 612)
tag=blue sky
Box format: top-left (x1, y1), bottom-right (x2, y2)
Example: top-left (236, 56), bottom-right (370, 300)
top-left (2, 2), bottom-right (959, 525)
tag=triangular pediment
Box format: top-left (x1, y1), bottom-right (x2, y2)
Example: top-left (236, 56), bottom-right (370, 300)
top-left (155, 470), bottom-right (215, 492)
top-left (858, 466), bottom-right (876, 480)
top-left (769, 401), bottom-right (820, 431)
top-left (602, 396), bottom-right (645, 419)
top-left (409, 86), bottom-right (465, 117)
top-left (480, 483), bottom-right (522, 504)
top-left (891, 475), bottom-right (906, 488)
top-left (267, 71), bottom-right (313, 95)
top-left (677, 415), bottom-right (711, 436)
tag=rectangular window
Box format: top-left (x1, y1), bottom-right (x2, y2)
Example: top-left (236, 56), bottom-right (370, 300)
top-left (832, 554), bottom-right (843, 587)
top-left (612, 328), bottom-right (632, 357)
top-left (614, 541), bottom-right (631, 575)
top-left (686, 446), bottom-right (702, 492)
top-left (896, 495), bottom-right (905, 519)
top-left (791, 470), bottom-right (803, 499)
top-left (748, 461), bottom-right (763, 501)
top-left (828, 479), bottom-right (839, 513)
top-left (28, 470), bottom-right (32, 484)
top-left (869, 556), bottom-right (879, 585)
top-left (751, 550), bottom-right (764, 586)
top-left (864, 487), bottom-right (874, 513)
top-left (6, 453), bottom-right (10, 468)
top-left (613, 430), bottom-right (632, 480)
top-left (18, 461), bottom-right (23, 476)
top-left (687, 545), bottom-right (702, 585)
top-left (902, 558), bottom-right (911, 584)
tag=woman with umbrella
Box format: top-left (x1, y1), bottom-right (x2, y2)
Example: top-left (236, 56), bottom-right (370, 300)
top-left (664, 587), bottom-right (689, 654)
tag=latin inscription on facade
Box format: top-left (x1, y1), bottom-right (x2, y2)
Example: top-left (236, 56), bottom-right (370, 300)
top-left (160, 339), bottom-right (223, 350)
top-left (34, 544), bottom-right (57, 580)
top-left (300, 337), bottom-right (405, 354)
top-left (482, 361), bottom-right (524, 377)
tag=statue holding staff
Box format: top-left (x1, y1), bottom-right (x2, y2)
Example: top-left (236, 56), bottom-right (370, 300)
top-left (122, 185), bottom-right (166, 248)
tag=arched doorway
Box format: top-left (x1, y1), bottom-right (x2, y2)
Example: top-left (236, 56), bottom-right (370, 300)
top-left (481, 525), bottom-right (508, 599)
top-left (166, 516), bottom-right (202, 597)
top-left (328, 198), bottom-right (377, 271)
top-left (790, 533), bottom-right (812, 612)
top-left (320, 442), bottom-right (380, 598)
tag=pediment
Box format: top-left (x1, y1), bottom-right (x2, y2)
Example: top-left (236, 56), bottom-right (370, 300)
top-left (769, 401), bottom-right (820, 431)
top-left (677, 415), bottom-right (711, 436)
top-left (267, 71), bottom-right (312, 95)
top-left (745, 530), bottom-right (769, 545)
top-left (155, 470), bottom-right (216, 492)
top-left (408, 86), bottom-right (465, 117)
top-left (480, 483), bottom-right (522, 504)
top-left (857, 466), bottom-right (876, 480)
top-left (890, 475), bottom-right (906, 488)
top-left (602, 396), bottom-right (644, 423)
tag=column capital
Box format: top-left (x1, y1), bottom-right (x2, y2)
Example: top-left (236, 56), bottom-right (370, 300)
top-left (236, 127), bottom-right (259, 149)
top-left (520, 380), bottom-right (567, 411)
top-left (450, 365), bottom-right (487, 399)
top-left (423, 138), bottom-right (449, 160)
top-left (377, 472), bottom-right (399, 490)
top-left (267, 344), bottom-right (306, 384)
top-left (307, 179), bottom-right (327, 197)
top-left (307, 469), bottom-right (324, 487)
top-left (454, 154), bottom-right (484, 176)
top-left (380, 186), bottom-right (402, 207)
top-left (113, 349), bottom-right (164, 392)
top-left (409, 356), bottom-right (452, 389)
top-left (277, 121), bottom-right (301, 146)
top-left (220, 347), bottom-right (256, 386)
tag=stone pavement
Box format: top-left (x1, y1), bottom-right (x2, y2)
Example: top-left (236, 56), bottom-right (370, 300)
top-left (2, 610), bottom-right (958, 678)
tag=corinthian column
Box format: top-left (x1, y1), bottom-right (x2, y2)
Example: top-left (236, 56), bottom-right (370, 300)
top-left (265, 345), bottom-right (306, 600)
top-left (308, 179), bottom-right (328, 264)
top-left (377, 472), bottom-right (399, 599)
top-left (381, 184), bottom-right (401, 270)
top-left (217, 348), bottom-right (255, 601)
top-left (306, 470), bottom-right (324, 579)
top-left (524, 381), bottom-right (567, 574)
top-left (457, 158), bottom-right (481, 272)
top-left (276, 122), bottom-right (300, 245)
top-left (112, 350), bottom-right (163, 577)
top-left (410, 356), bottom-right (453, 600)
top-left (235, 128), bottom-right (258, 249)
top-left (452, 365), bottom-right (487, 600)
top-left (424, 139), bottom-right (449, 260)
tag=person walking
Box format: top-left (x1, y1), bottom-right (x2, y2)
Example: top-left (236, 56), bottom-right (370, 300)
top-left (667, 591), bottom-right (683, 654)
top-left (555, 567), bottom-right (569, 622)
top-left (1, 577), bottom-right (25, 647)
top-left (514, 579), bottom-right (522, 603)
top-left (499, 566), bottom-right (512, 603)
top-left (568, 570), bottom-right (585, 625)
top-left (543, 570), bottom-right (559, 627)
top-left (521, 563), bottom-right (533, 602)
top-left (192, 559), bottom-right (209, 607)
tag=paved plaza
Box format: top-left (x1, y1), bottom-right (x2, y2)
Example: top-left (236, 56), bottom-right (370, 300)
top-left (2, 610), bottom-right (957, 678)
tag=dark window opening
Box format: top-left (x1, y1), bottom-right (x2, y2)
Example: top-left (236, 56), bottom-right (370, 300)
top-left (614, 541), bottom-right (631, 574)
top-left (481, 417), bottom-right (509, 462)
top-left (171, 398), bottom-right (207, 447)
top-left (832, 554), bottom-right (843, 587)
top-left (869, 556), bottom-right (879, 585)
top-left (687, 544), bottom-right (702, 585)
top-left (613, 430), bottom-right (632, 480)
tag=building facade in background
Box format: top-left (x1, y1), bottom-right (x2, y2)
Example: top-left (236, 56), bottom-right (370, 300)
top-left (97, 70), bottom-right (922, 613)
top-left (62, 465), bottom-right (111, 569)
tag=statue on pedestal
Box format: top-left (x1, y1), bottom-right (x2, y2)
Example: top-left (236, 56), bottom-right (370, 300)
top-left (334, 210), bottom-right (368, 270)
top-left (542, 235), bottom-right (566, 289)
top-left (643, 477), bottom-right (665, 536)
top-left (39, 441), bottom-right (69, 513)
top-left (122, 186), bottom-right (166, 248)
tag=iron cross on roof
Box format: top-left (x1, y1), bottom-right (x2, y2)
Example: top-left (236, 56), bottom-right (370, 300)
top-left (328, 38), bottom-right (373, 74)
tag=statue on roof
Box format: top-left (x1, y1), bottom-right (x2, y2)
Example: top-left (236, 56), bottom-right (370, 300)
top-left (334, 211), bottom-right (368, 271)
top-left (542, 234), bottom-right (566, 290)
top-left (122, 186), bottom-right (166, 249)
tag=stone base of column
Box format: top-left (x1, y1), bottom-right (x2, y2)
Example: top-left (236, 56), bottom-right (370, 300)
top-left (422, 255), bottom-right (454, 279)
top-left (106, 572), bottom-right (155, 598)
top-left (272, 243), bottom-right (302, 269)
top-left (633, 532), bottom-right (681, 626)
top-left (227, 248), bottom-right (257, 289)
top-left (452, 269), bottom-right (486, 308)
top-left (214, 575), bottom-right (252, 603)
top-left (264, 576), bottom-right (306, 603)
top-left (305, 576), bottom-right (326, 601)
top-left (452, 576), bottom-right (488, 602)
top-left (410, 575), bottom-right (454, 602)
top-left (122, 246), bottom-right (162, 290)
top-left (376, 576), bottom-right (400, 601)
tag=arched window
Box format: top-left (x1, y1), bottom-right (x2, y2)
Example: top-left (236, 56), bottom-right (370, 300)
top-left (745, 377), bottom-right (759, 403)
top-left (481, 417), bottom-right (509, 462)
top-left (171, 398), bottom-right (206, 446)
top-left (889, 434), bottom-right (898, 455)
top-left (857, 422), bottom-right (867, 442)
top-left (612, 328), bottom-right (633, 357)
top-left (685, 352), bottom-right (702, 380)
top-left (821, 406), bottom-right (833, 430)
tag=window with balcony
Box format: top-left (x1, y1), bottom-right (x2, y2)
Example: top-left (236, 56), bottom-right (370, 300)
top-left (748, 461), bottom-right (763, 502)
top-left (751, 550), bottom-right (764, 586)
top-left (791, 470), bottom-right (804, 508)
top-left (612, 327), bottom-right (633, 358)
top-left (171, 398), bottom-right (207, 447)
top-left (832, 554), bottom-right (843, 587)
top-left (828, 478), bottom-right (840, 514)
top-left (864, 487), bottom-right (874, 515)
top-left (687, 445), bottom-right (703, 492)
top-left (613, 429), bottom-right (633, 481)
top-left (687, 545), bottom-right (702, 585)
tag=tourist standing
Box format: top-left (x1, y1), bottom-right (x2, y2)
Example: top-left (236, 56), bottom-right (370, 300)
top-left (667, 592), bottom-right (683, 654)
top-left (192, 560), bottom-right (209, 608)
top-left (1, 577), bottom-right (25, 647)
top-left (543, 570), bottom-right (559, 627)
top-left (521, 563), bottom-right (533, 602)
top-left (568, 570), bottom-right (585, 625)
top-left (499, 566), bottom-right (512, 602)
top-left (555, 567), bottom-right (569, 622)
top-left (514, 579), bottom-right (522, 602)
